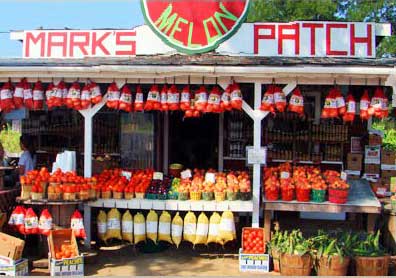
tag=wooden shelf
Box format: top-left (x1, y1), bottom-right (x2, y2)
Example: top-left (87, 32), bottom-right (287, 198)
top-left (88, 199), bottom-right (253, 212)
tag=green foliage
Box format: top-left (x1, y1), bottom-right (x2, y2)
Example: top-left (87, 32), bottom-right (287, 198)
top-left (372, 120), bottom-right (396, 151)
top-left (0, 124), bottom-right (21, 154)
top-left (247, 0), bottom-right (396, 57)
top-left (351, 231), bottom-right (386, 257)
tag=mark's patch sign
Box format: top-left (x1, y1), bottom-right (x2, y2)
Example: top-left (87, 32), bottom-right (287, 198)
top-left (140, 0), bottom-right (250, 54)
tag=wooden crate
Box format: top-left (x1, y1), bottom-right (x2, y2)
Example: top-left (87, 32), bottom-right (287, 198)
top-left (47, 229), bottom-right (78, 259)
top-left (241, 227), bottom-right (266, 254)
top-left (0, 232), bottom-right (25, 261)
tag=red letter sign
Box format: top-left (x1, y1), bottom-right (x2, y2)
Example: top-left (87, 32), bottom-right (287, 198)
top-left (254, 24), bottom-right (275, 54)
top-left (350, 24), bottom-right (372, 56)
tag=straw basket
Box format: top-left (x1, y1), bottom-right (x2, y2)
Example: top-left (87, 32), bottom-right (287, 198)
top-left (280, 253), bottom-right (312, 276)
top-left (317, 256), bottom-right (350, 276)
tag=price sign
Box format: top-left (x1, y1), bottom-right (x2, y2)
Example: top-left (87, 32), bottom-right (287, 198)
top-left (246, 147), bottom-right (267, 165)
top-left (153, 172), bottom-right (163, 180)
top-left (340, 171), bottom-right (347, 181)
top-left (205, 173), bottom-right (216, 183)
top-left (181, 169), bottom-right (192, 179)
top-left (121, 171), bottom-right (132, 181)
top-left (280, 172), bottom-right (290, 179)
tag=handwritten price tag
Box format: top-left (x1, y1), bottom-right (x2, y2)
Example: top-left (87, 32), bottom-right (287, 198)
top-left (340, 171), bottom-right (347, 181)
top-left (205, 173), bottom-right (216, 183)
top-left (181, 169), bottom-right (192, 179)
top-left (153, 172), bottom-right (163, 180)
top-left (280, 172), bottom-right (290, 179)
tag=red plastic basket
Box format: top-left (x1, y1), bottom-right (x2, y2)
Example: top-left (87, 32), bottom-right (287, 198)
top-left (296, 188), bottom-right (311, 202)
top-left (265, 188), bottom-right (279, 201)
top-left (281, 188), bottom-right (294, 201)
top-left (328, 189), bottom-right (349, 204)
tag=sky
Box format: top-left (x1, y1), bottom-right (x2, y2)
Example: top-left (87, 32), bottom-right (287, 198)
top-left (0, 0), bottom-right (144, 57)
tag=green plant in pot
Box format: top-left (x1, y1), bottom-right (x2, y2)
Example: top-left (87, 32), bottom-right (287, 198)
top-left (352, 231), bottom-right (390, 276)
top-left (278, 229), bottom-right (312, 276)
top-left (310, 230), bottom-right (352, 276)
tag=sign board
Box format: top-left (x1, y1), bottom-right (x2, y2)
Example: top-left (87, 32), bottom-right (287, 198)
top-left (0, 258), bottom-right (28, 276)
top-left (239, 249), bottom-right (269, 273)
top-left (364, 145), bottom-right (381, 164)
top-left (14, 22), bottom-right (379, 59)
top-left (246, 147), bottom-right (267, 165)
top-left (141, 0), bottom-right (250, 54)
top-left (50, 256), bottom-right (84, 277)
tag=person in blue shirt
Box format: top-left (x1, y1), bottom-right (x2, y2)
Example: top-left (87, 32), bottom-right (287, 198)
top-left (18, 135), bottom-right (36, 176)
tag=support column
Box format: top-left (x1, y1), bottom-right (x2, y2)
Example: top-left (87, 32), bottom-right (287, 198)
top-left (218, 113), bottom-right (224, 172)
top-left (84, 116), bottom-right (93, 178)
top-left (163, 112), bottom-right (169, 174)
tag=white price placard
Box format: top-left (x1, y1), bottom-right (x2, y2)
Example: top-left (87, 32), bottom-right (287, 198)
top-left (280, 172), bottom-right (290, 179)
top-left (246, 147), bottom-right (267, 165)
top-left (340, 171), bottom-right (347, 181)
top-left (181, 169), bottom-right (192, 179)
top-left (153, 172), bottom-right (163, 180)
top-left (205, 173), bottom-right (216, 183)
top-left (121, 171), bottom-right (132, 181)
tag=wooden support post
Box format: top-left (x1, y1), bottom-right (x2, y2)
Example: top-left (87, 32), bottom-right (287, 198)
top-left (367, 213), bottom-right (377, 233)
top-left (264, 210), bottom-right (272, 242)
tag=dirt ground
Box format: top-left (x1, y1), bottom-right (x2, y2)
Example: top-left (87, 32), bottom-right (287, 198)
top-left (30, 243), bottom-right (275, 276)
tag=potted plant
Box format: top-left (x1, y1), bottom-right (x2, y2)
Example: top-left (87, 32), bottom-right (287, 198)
top-left (352, 231), bottom-right (390, 276)
top-left (279, 229), bottom-right (312, 276)
top-left (310, 231), bottom-right (351, 276)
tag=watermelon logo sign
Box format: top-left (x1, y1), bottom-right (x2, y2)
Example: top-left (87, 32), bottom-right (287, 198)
top-left (141, 0), bottom-right (250, 54)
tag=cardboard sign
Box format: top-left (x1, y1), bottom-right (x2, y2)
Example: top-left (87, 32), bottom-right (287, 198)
top-left (247, 147), bottom-right (267, 165)
top-left (180, 169), bottom-right (192, 179)
top-left (364, 145), bottom-right (381, 164)
top-left (205, 173), bottom-right (216, 183)
top-left (280, 172), bottom-right (290, 179)
top-left (239, 249), bottom-right (269, 273)
top-left (153, 172), bottom-right (164, 180)
top-left (340, 171), bottom-right (347, 181)
top-left (121, 171), bottom-right (132, 181)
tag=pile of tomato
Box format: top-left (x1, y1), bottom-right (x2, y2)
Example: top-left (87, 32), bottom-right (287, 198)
top-left (242, 228), bottom-right (265, 254)
top-left (55, 243), bottom-right (78, 260)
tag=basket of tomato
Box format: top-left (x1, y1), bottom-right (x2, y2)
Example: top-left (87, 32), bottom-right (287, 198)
top-left (325, 173), bottom-right (350, 204)
top-left (280, 178), bottom-right (294, 201)
top-left (241, 227), bottom-right (265, 254)
top-left (264, 176), bottom-right (280, 201)
top-left (295, 178), bottom-right (311, 202)
top-left (310, 175), bottom-right (327, 203)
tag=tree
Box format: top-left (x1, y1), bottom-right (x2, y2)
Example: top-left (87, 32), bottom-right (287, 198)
top-left (247, 0), bottom-right (396, 57)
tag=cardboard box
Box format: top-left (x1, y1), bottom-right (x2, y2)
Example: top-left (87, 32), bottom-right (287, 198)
top-left (239, 249), bottom-right (269, 273)
top-left (0, 258), bottom-right (28, 276)
top-left (369, 133), bottom-right (383, 146)
top-left (365, 164), bottom-right (380, 174)
top-left (48, 229), bottom-right (78, 259)
top-left (0, 233), bottom-right (25, 261)
top-left (50, 256), bottom-right (84, 276)
top-left (381, 170), bottom-right (396, 179)
top-left (365, 145), bottom-right (381, 164)
top-left (48, 229), bottom-right (83, 276)
top-left (382, 149), bottom-right (396, 165)
top-left (347, 153), bottom-right (362, 171)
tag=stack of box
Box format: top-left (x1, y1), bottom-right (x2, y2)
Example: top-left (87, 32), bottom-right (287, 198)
top-left (0, 232), bottom-right (28, 276)
top-left (381, 149), bottom-right (396, 186)
top-left (363, 133), bottom-right (382, 179)
top-left (48, 229), bottom-right (84, 276)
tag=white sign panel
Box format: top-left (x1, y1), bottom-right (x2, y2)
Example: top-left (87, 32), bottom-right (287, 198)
top-left (246, 147), bottom-right (267, 165)
top-left (14, 21), bottom-right (379, 59)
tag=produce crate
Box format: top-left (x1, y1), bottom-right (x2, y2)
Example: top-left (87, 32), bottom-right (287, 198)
top-left (239, 249), bottom-right (269, 273)
top-left (0, 258), bottom-right (28, 276)
top-left (241, 227), bottom-right (266, 254)
top-left (49, 255), bottom-right (84, 276)
top-left (47, 229), bottom-right (79, 260)
top-left (0, 232), bottom-right (25, 261)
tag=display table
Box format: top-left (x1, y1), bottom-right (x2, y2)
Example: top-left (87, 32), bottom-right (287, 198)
top-left (84, 199), bottom-right (253, 247)
top-left (0, 187), bottom-right (20, 213)
top-left (16, 197), bottom-right (83, 227)
top-left (263, 179), bottom-right (381, 242)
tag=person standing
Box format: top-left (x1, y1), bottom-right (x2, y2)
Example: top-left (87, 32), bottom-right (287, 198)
top-left (18, 135), bottom-right (36, 176)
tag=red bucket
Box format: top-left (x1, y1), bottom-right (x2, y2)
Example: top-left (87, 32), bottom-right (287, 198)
top-left (281, 188), bottom-right (294, 201)
top-left (328, 189), bottom-right (349, 204)
top-left (265, 188), bottom-right (279, 201)
top-left (296, 188), bottom-right (311, 202)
